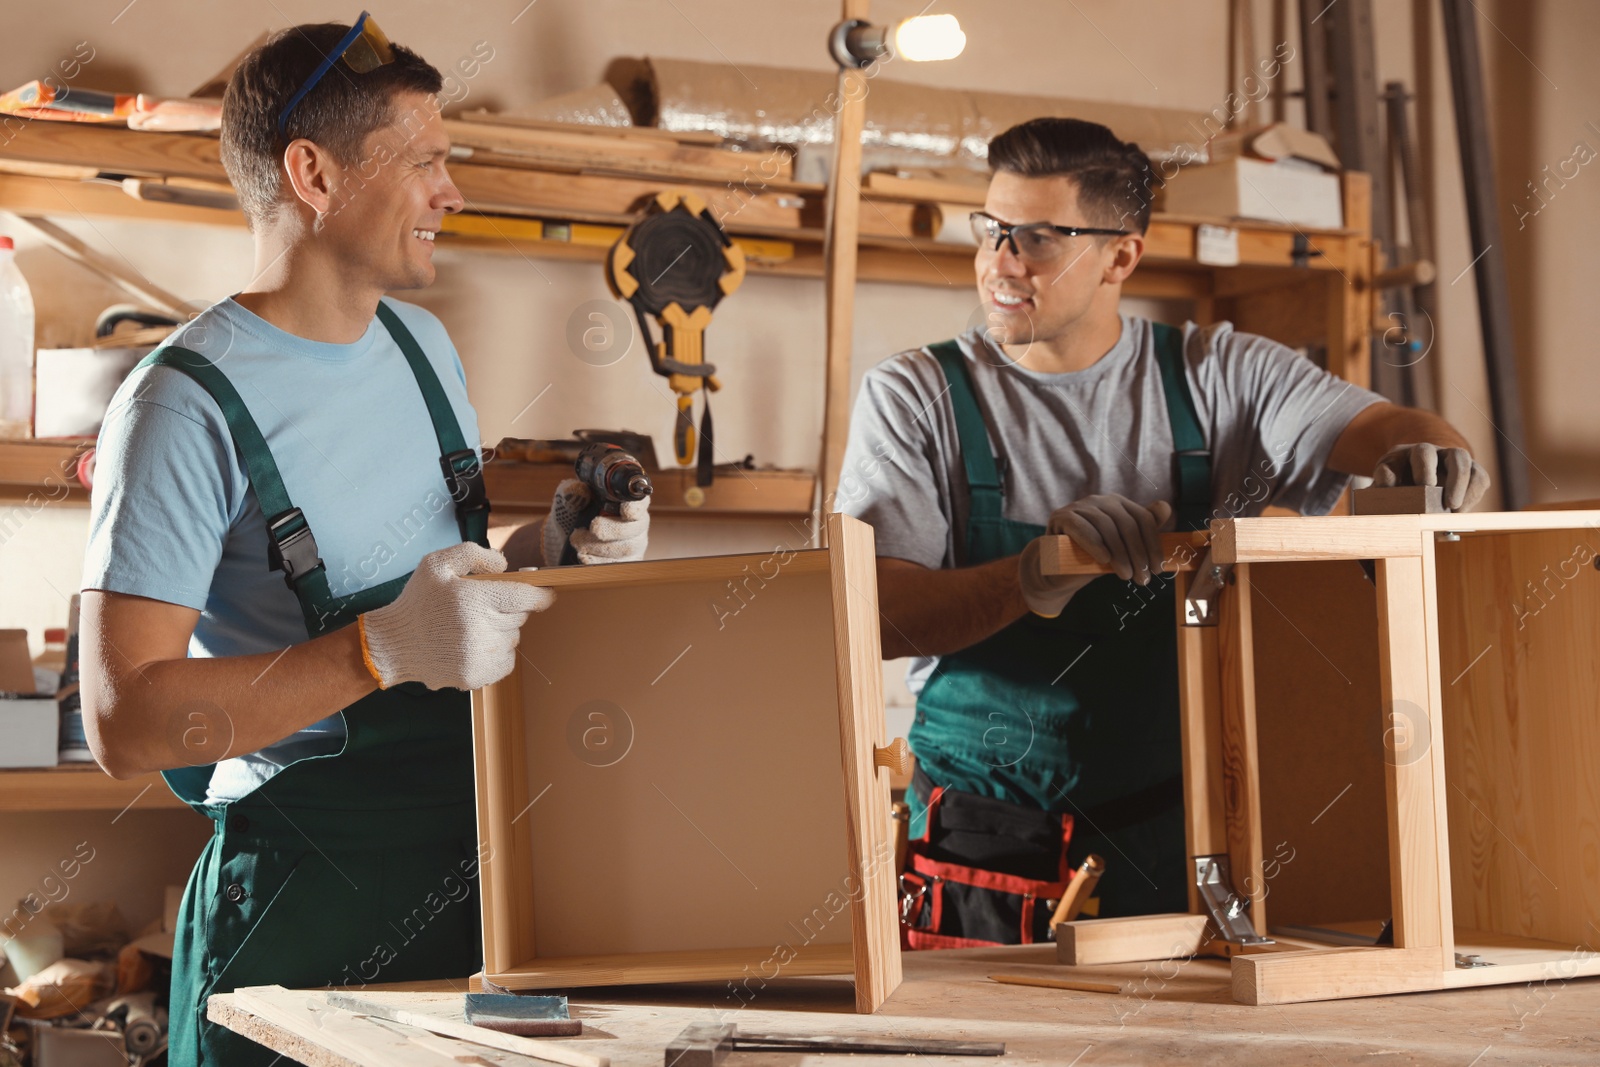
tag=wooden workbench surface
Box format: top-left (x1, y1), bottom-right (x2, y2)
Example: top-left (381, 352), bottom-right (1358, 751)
top-left (210, 943), bottom-right (1600, 1066)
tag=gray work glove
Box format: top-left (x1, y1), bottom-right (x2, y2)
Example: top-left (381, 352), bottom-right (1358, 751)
top-left (1018, 539), bottom-right (1096, 619)
top-left (541, 478), bottom-right (651, 566)
top-left (1019, 495), bottom-right (1175, 618)
top-left (359, 543), bottom-right (553, 691)
top-left (1051, 494), bottom-right (1174, 584)
top-left (1372, 443), bottom-right (1490, 512)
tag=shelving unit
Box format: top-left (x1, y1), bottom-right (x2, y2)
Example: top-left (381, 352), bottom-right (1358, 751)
top-left (0, 764), bottom-right (186, 813)
top-left (0, 119), bottom-right (1374, 374)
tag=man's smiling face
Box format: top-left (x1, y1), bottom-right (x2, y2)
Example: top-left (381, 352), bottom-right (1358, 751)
top-left (320, 90), bottom-right (462, 292)
top-left (975, 170), bottom-right (1132, 352)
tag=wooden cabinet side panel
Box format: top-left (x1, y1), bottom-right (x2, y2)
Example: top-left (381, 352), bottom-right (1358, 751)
top-left (826, 513), bottom-right (902, 1013)
top-left (1437, 530), bottom-right (1600, 948)
top-left (473, 665), bottom-right (535, 974)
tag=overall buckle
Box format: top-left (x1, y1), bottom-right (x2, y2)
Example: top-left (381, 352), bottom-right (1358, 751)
top-left (266, 507), bottom-right (324, 588)
top-left (440, 449), bottom-right (491, 530)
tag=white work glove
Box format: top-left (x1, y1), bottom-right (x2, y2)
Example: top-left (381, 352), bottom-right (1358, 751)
top-left (541, 478), bottom-right (650, 566)
top-left (358, 543), bottom-right (553, 691)
top-left (1372, 443), bottom-right (1490, 512)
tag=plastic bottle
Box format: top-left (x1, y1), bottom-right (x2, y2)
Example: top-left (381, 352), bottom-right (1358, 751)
top-left (0, 235), bottom-right (36, 438)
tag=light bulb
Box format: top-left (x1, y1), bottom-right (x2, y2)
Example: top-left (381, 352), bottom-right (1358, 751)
top-left (892, 14), bottom-right (967, 62)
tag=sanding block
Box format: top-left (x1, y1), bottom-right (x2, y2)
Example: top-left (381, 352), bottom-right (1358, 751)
top-left (463, 992), bottom-right (581, 1036)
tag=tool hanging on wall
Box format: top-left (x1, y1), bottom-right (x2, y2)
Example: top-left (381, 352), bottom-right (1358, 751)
top-left (605, 189), bottom-right (745, 487)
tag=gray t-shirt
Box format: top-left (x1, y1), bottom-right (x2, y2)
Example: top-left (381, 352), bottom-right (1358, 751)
top-left (835, 314), bottom-right (1383, 691)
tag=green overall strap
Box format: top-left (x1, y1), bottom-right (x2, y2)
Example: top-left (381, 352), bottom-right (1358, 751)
top-left (374, 302), bottom-right (490, 547)
top-left (137, 346), bottom-right (338, 636)
top-left (928, 341), bottom-right (1004, 526)
top-left (1151, 322), bottom-right (1212, 532)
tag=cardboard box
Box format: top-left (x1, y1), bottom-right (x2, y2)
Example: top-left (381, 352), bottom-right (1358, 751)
top-left (1162, 156), bottom-right (1344, 229)
top-left (0, 696), bottom-right (58, 768)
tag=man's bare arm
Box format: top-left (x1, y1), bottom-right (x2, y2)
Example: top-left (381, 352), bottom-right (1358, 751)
top-left (80, 590), bottom-right (378, 779)
top-left (1326, 402), bottom-right (1472, 475)
top-left (876, 556), bottom-right (1030, 660)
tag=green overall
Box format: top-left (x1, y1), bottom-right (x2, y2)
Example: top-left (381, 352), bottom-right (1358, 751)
top-left (909, 323), bottom-right (1208, 919)
top-left (143, 304), bottom-right (492, 1067)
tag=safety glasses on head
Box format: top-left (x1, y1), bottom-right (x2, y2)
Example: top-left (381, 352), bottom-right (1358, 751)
top-left (276, 11), bottom-right (396, 138)
top-left (969, 211), bottom-right (1129, 265)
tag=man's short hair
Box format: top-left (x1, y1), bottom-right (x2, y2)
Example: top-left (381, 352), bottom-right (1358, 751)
top-left (221, 22), bottom-right (443, 229)
top-left (987, 118), bottom-right (1159, 234)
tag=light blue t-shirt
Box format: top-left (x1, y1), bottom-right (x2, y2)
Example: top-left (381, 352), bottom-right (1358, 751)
top-left (81, 296), bottom-right (481, 803)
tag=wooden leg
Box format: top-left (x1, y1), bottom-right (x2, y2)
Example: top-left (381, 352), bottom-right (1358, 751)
top-left (1176, 569), bottom-right (1227, 916)
top-left (1374, 552), bottom-right (1452, 968)
top-left (1219, 563), bottom-right (1267, 932)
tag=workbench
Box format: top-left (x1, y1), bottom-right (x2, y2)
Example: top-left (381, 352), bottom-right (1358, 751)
top-left (209, 942), bottom-right (1600, 1066)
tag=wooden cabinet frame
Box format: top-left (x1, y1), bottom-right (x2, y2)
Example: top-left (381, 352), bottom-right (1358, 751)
top-left (1043, 510), bottom-right (1600, 1004)
top-left (467, 513), bottom-right (901, 1012)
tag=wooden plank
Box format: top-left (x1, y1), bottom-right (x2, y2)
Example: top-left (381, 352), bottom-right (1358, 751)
top-left (487, 942), bottom-right (856, 988)
top-left (1211, 515), bottom-right (1426, 563)
top-left (819, 56), bottom-right (870, 508)
top-left (1374, 552), bottom-right (1447, 960)
top-left (861, 171), bottom-right (988, 205)
top-left (1231, 946), bottom-right (1441, 1005)
top-left (1054, 913), bottom-right (1211, 965)
top-left (466, 548), bottom-right (830, 590)
top-left (1219, 564), bottom-right (1267, 932)
top-left (1038, 532), bottom-right (1208, 576)
top-left (0, 766), bottom-right (188, 813)
top-left (825, 513), bottom-right (901, 1013)
top-left (323, 992), bottom-right (608, 1067)
top-left (227, 987), bottom-right (451, 1067)
top-left (482, 463), bottom-right (815, 517)
top-left (12, 214), bottom-right (191, 318)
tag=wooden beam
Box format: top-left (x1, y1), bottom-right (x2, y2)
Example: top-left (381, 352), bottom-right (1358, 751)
top-left (1211, 515), bottom-right (1426, 563)
top-left (10, 214), bottom-right (191, 318)
top-left (819, 1), bottom-right (871, 514)
top-left (1232, 946), bottom-right (1440, 1005)
top-left (1219, 564), bottom-right (1267, 932)
top-left (1039, 531), bottom-right (1208, 575)
top-left (1054, 912), bottom-right (1211, 966)
top-left (1374, 551), bottom-right (1449, 963)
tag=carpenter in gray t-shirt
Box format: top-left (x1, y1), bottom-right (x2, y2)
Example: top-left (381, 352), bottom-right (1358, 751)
top-left (834, 314), bottom-right (1384, 692)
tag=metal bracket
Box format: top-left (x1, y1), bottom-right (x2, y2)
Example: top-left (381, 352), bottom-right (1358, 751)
top-left (1183, 547), bottom-right (1231, 627)
top-left (1290, 232), bottom-right (1325, 268)
top-left (1193, 854), bottom-right (1273, 947)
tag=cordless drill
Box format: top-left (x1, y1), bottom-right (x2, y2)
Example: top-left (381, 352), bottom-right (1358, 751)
top-left (559, 443), bottom-right (653, 565)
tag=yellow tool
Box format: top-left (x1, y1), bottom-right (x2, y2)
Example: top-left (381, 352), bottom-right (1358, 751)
top-left (605, 190), bottom-right (745, 486)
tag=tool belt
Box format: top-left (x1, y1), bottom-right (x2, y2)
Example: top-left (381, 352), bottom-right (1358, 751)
top-left (899, 767), bottom-right (1076, 948)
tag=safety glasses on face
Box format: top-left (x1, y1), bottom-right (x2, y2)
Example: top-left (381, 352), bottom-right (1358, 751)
top-left (969, 211), bottom-right (1129, 264)
top-left (276, 11), bottom-right (396, 138)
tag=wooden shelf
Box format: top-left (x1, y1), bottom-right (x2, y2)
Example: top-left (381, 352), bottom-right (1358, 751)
top-left (0, 438), bottom-right (92, 504)
top-left (0, 440), bottom-right (815, 517)
top-left (484, 462), bottom-right (814, 517)
top-left (0, 122), bottom-right (1363, 296)
top-left (0, 764), bottom-right (188, 813)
